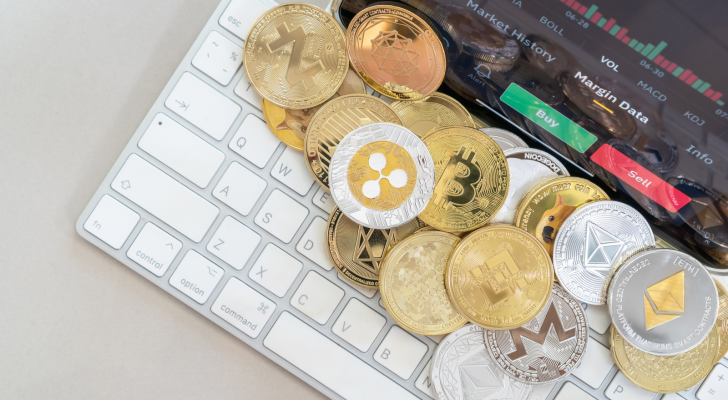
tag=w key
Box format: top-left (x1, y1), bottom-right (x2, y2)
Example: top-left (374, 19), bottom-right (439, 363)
top-left (271, 147), bottom-right (315, 196)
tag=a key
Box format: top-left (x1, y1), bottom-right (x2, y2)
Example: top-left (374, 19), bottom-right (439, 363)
top-left (555, 382), bottom-right (596, 400)
top-left (254, 189), bottom-right (308, 244)
top-left (218, 0), bottom-right (270, 41)
top-left (191, 31), bottom-right (243, 86)
top-left (697, 364), bottom-right (728, 399)
top-left (264, 312), bottom-right (419, 400)
top-left (233, 73), bottom-right (262, 110)
top-left (311, 185), bottom-right (335, 214)
top-left (206, 216), bottom-right (261, 270)
top-left (583, 302), bottom-right (612, 335)
top-left (247, 243), bottom-right (302, 297)
top-left (290, 271), bottom-right (344, 325)
top-left (373, 326), bottom-right (428, 380)
top-left (169, 250), bottom-right (224, 304)
top-left (212, 162), bottom-right (267, 216)
top-left (296, 217), bottom-right (331, 271)
top-left (605, 372), bottom-right (656, 400)
top-left (138, 113), bottom-right (224, 188)
top-left (414, 358), bottom-right (435, 399)
top-left (83, 194), bottom-right (140, 249)
top-left (165, 72), bottom-right (240, 141)
top-left (271, 147), bottom-right (315, 196)
top-left (572, 337), bottom-right (615, 389)
top-left (332, 298), bottom-right (386, 352)
top-left (211, 277), bottom-right (276, 339)
top-left (337, 274), bottom-right (377, 299)
top-left (112, 154), bottom-right (219, 243)
top-left (229, 115), bottom-right (280, 168)
top-left (126, 222), bottom-right (181, 277)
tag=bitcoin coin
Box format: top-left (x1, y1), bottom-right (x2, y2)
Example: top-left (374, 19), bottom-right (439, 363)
top-left (390, 92), bottom-right (475, 138)
top-left (346, 5), bottom-right (446, 100)
top-left (479, 128), bottom-right (528, 151)
top-left (244, 4), bottom-right (348, 109)
top-left (379, 231), bottom-right (467, 335)
top-left (714, 279), bottom-right (728, 363)
top-left (515, 177), bottom-right (609, 256)
top-left (611, 325), bottom-right (718, 394)
top-left (305, 94), bottom-right (401, 188)
top-left (485, 284), bottom-right (588, 384)
top-left (446, 225), bottom-right (553, 330)
top-left (607, 249), bottom-right (719, 356)
top-left (326, 206), bottom-right (425, 289)
top-left (328, 123), bottom-right (435, 229)
top-left (420, 126), bottom-right (509, 233)
top-left (431, 325), bottom-right (532, 400)
top-left (262, 68), bottom-right (365, 151)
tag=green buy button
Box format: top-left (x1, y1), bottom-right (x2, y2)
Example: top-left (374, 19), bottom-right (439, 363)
top-left (500, 83), bottom-right (597, 153)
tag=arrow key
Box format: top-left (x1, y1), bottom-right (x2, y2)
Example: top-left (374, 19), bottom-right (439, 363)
top-left (332, 298), bottom-right (386, 352)
top-left (127, 222), bottom-right (182, 277)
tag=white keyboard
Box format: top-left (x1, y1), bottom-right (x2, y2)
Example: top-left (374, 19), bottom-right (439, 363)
top-left (76, 1), bottom-right (727, 399)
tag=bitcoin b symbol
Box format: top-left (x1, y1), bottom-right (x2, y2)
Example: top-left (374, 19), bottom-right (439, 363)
top-left (433, 147), bottom-right (481, 210)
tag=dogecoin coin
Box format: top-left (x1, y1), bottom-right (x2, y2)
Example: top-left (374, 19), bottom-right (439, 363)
top-left (446, 225), bottom-right (553, 330)
top-left (326, 206), bottom-right (425, 289)
top-left (262, 68), bottom-right (365, 151)
top-left (305, 94), bottom-right (401, 189)
top-left (346, 5), bottom-right (446, 100)
top-left (714, 279), bottom-right (728, 363)
top-left (515, 177), bottom-right (609, 256)
top-left (479, 128), bottom-right (528, 151)
top-left (420, 126), bottom-right (509, 233)
top-left (244, 4), bottom-right (348, 109)
top-left (379, 231), bottom-right (467, 335)
top-left (390, 92), bottom-right (475, 138)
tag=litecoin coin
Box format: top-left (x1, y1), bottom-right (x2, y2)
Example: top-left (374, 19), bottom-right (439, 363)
top-left (244, 4), bottom-right (348, 109)
top-left (431, 325), bottom-right (532, 400)
top-left (485, 284), bottom-right (589, 384)
top-left (554, 201), bottom-right (655, 305)
top-left (479, 128), bottom-right (528, 151)
top-left (490, 149), bottom-right (569, 225)
top-left (305, 94), bottom-right (401, 189)
top-left (607, 249), bottom-right (719, 355)
top-left (420, 126), bottom-right (509, 233)
top-left (391, 92), bottom-right (475, 138)
top-left (714, 279), bottom-right (728, 363)
top-left (328, 123), bottom-right (435, 229)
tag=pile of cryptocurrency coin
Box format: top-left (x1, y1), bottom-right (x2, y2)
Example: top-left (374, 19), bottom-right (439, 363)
top-left (243, 3), bottom-right (728, 397)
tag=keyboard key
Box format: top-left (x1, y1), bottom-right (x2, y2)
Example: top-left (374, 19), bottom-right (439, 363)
top-left (530, 381), bottom-right (558, 400)
top-left (605, 371), bottom-right (655, 400)
top-left (248, 243), bottom-right (302, 297)
top-left (213, 162), bottom-right (267, 216)
top-left (254, 189), bottom-right (308, 243)
top-left (555, 382), bottom-right (596, 400)
top-left (206, 216), bottom-right (261, 270)
top-left (583, 303), bottom-right (612, 335)
top-left (312, 185), bottom-right (335, 214)
top-left (697, 364), bottom-right (728, 399)
top-left (271, 146), bottom-right (315, 196)
top-left (218, 0), bottom-right (270, 41)
top-left (573, 337), bottom-right (614, 389)
top-left (374, 326), bottom-right (428, 380)
top-left (211, 277), bottom-right (276, 338)
top-left (290, 271), bottom-right (344, 325)
top-left (192, 31), bottom-right (243, 86)
top-left (127, 222), bottom-right (181, 277)
top-left (296, 217), bottom-right (331, 271)
top-left (332, 298), bottom-right (386, 352)
top-left (83, 194), bottom-right (139, 249)
top-left (264, 312), bottom-right (419, 400)
top-left (112, 154), bottom-right (220, 243)
top-left (233, 73), bottom-right (262, 110)
top-left (165, 72), bottom-right (241, 141)
top-left (338, 274), bottom-right (378, 298)
top-left (414, 358), bottom-right (435, 399)
top-left (229, 114), bottom-right (279, 168)
top-left (169, 250), bottom-right (224, 304)
top-left (138, 113), bottom-right (225, 188)
top-left (662, 394), bottom-right (688, 400)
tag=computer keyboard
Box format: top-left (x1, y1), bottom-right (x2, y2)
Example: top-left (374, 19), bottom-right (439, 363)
top-left (75, 0), bottom-right (727, 399)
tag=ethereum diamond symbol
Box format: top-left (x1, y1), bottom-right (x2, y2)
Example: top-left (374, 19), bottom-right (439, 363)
top-left (644, 270), bottom-right (684, 330)
top-left (691, 196), bottom-right (724, 229)
top-left (583, 221), bottom-right (624, 277)
top-left (459, 365), bottom-right (502, 398)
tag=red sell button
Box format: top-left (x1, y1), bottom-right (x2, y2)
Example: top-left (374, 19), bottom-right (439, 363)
top-left (590, 144), bottom-right (690, 213)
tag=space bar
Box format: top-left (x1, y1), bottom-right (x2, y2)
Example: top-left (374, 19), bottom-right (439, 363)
top-left (264, 312), bottom-right (419, 400)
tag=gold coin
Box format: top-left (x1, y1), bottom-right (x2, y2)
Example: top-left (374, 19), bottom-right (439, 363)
top-left (514, 177), bottom-right (609, 256)
top-left (419, 126), bottom-right (509, 233)
top-left (380, 231), bottom-right (467, 335)
top-left (391, 92), bottom-right (475, 138)
top-left (305, 94), bottom-right (401, 188)
top-left (611, 325), bottom-right (718, 394)
top-left (261, 68), bottom-right (365, 151)
top-left (472, 114), bottom-right (491, 129)
top-left (326, 206), bottom-right (425, 288)
top-left (243, 4), bottom-right (348, 109)
top-left (715, 279), bottom-right (728, 363)
top-left (446, 225), bottom-right (553, 330)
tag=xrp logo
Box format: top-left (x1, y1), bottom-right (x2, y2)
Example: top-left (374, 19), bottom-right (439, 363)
top-left (361, 153), bottom-right (408, 199)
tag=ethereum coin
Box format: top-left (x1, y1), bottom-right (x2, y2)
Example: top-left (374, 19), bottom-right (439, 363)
top-left (485, 284), bottom-right (588, 384)
top-left (553, 201), bottom-right (655, 305)
top-left (431, 325), bottom-right (532, 400)
top-left (479, 128), bottom-right (528, 151)
top-left (607, 249), bottom-right (719, 355)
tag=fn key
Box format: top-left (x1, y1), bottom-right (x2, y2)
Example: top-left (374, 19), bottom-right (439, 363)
top-left (83, 194), bottom-right (140, 249)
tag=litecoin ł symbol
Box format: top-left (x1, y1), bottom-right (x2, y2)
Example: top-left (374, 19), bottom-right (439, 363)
top-left (268, 23), bottom-right (324, 89)
top-left (433, 146), bottom-right (481, 210)
top-left (469, 249), bottom-right (528, 305)
top-left (506, 303), bottom-right (577, 360)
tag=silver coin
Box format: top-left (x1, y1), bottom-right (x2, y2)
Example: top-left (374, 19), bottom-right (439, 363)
top-left (485, 284), bottom-right (588, 384)
top-left (553, 201), bottom-right (655, 305)
top-left (491, 148), bottom-right (569, 224)
top-left (479, 128), bottom-right (528, 151)
top-left (607, 248), bottom-right (719, 356)
top-left (328, 123), bottom-right (435, 229)
top-left (432, 324), bottom-right (532, 400)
